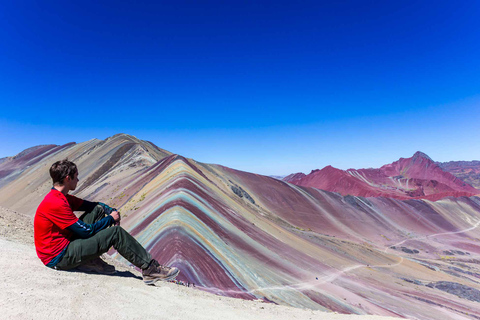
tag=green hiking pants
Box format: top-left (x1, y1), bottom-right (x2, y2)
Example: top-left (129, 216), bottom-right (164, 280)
top-left (55, 205), bottom-right (152, 270)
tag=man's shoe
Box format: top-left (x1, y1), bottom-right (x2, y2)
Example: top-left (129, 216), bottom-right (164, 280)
top-left (76, 257), bottom-right (116, 275)
top-left (142, 259), bottom-right (180, 284)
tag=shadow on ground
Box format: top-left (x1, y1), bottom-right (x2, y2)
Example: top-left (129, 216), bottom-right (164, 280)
top-left (66, 268), bottom-right (142, 280)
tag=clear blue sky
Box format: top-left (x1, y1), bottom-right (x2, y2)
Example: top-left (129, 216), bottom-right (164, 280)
top-left (1, 1), bottom-right (479, 175)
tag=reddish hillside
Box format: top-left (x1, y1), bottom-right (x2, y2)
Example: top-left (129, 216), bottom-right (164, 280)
top-left (283, 152), bottom-right (480, 200)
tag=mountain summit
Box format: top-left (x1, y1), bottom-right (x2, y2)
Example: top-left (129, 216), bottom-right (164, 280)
top-left (412, 151), bottom-right (433, 162)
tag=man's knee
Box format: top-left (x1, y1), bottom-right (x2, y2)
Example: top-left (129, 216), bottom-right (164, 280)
top-left (80, 204), bottom-right (106, 224)
top-left (95, 204), bottom-right (106, 214)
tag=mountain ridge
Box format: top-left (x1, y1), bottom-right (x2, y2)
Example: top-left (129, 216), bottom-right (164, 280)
top-left (284, 151), bottom-right (479, 201)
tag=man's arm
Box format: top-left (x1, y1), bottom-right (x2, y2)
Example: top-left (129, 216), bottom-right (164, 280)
top-left (66, 215), bottom-right (115, 239)
top-left (98, 202), bottom-right (117, 215)
top-left (77, 199), bottom-right (97, 212)
top-left (77, 200), bottom-right (117, 215)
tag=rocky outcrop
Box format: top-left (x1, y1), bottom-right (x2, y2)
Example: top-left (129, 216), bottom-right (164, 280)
top-left (427, 281), bottom-right (480, 303)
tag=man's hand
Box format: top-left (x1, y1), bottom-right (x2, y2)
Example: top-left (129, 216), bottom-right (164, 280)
top-left (110, 211), bottom-right (121, 226)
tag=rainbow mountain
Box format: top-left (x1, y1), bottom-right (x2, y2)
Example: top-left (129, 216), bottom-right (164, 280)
top-left (1, 133), bottom-right (480, 320)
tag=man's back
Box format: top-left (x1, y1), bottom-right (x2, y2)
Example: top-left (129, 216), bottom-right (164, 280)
top-left (34, 189), bottom-right (83, 265)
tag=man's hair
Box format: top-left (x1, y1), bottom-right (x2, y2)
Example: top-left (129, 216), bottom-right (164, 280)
top-left (50, 159), bottom-right (77, 185)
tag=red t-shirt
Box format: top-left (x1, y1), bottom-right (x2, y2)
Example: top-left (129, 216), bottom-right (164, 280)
top-left (34, 189), bottom-right (84, 265)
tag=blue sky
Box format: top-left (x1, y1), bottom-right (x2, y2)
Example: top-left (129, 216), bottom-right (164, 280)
top-left (0, 1), bottom-right (479, 175)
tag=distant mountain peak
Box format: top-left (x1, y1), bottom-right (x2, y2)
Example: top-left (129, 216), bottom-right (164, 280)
top-left (412, 151), bottom-right (433, 162)
top-left (319, 165), bottom-right (344, 174)
top-left (283, 172), bottom-right (306, 183)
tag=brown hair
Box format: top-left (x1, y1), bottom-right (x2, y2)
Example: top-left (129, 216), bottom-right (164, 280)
top-left (50, 159), bottom-right (77, 185)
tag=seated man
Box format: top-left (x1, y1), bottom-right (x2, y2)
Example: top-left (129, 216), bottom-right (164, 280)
top-left (34, 159), bottom-right (179, 284)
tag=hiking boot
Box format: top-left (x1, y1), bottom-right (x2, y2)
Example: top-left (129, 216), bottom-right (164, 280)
top-left (142, 259), bottom-right (180, 284)
top-left (76, 257), bottom-right (116, 275)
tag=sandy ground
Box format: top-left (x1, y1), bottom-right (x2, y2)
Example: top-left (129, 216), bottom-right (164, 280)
top-left (0, 206), bottom-right (398, 320)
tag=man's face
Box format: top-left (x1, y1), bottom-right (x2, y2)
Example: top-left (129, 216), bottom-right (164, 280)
top-left (66, 172), bottom-right (79, 190)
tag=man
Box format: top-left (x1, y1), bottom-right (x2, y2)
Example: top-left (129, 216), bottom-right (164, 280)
top-left (34, 159), bottom-right (179, 284)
